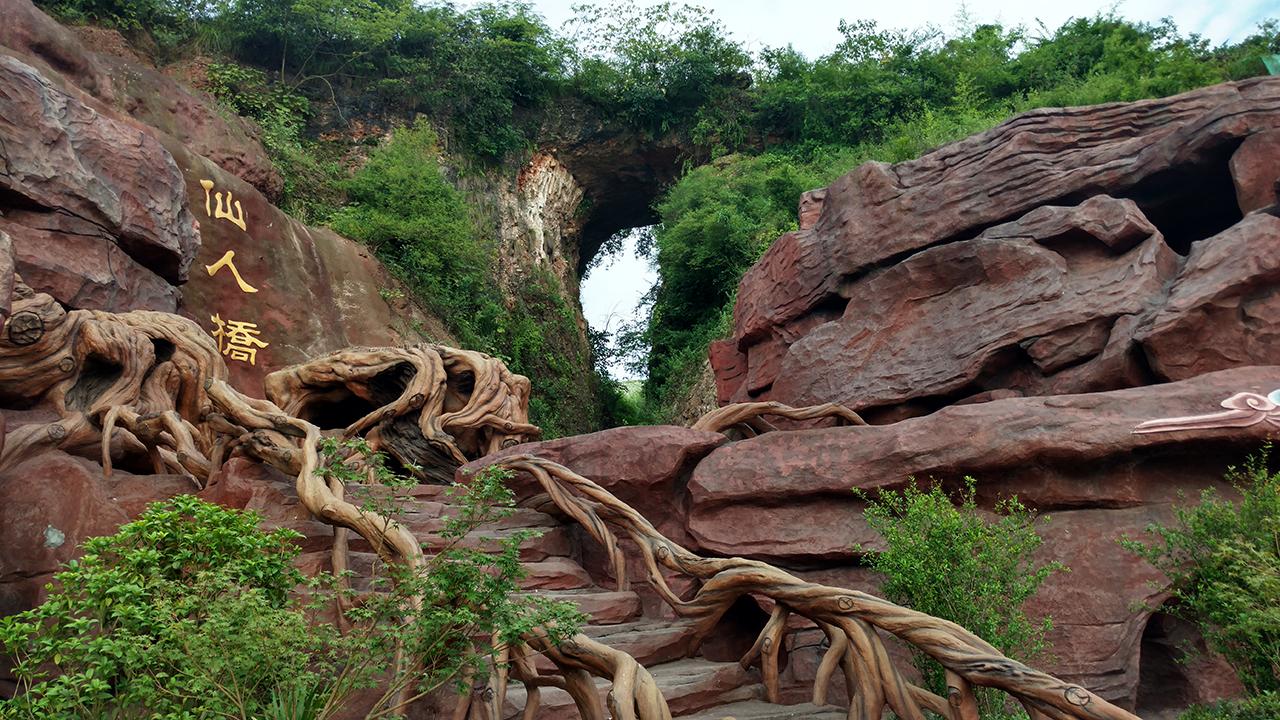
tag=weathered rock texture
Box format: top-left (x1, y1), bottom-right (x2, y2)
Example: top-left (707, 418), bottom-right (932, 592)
top-left (713, 78), bottom-right (1280, 421)
top-left (0, 0), bottom-right (282, 198)
top-left (687, 77), bottom-right (1280, 713)
top-left (0, 4), bottom-right (450, 395)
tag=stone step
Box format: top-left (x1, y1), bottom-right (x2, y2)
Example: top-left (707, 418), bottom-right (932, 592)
top-left (581, 619), bottom-right (702, 666)
top-left (341, 524), bottom-right (573, 561)
top-left (676, 701), bottom-right (847, 720)
top-left (529, 588), bottom-right (642, 625)
top-left (502, 658), bottom-right (763, 719)
top-left (398, 505), bottom-right (563, 534)
top-left (526, 619), bottom-right (703, 675)
top-left (520, 558), bottom-right (593, 590)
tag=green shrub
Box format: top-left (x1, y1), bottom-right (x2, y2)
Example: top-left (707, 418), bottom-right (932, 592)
top-left (1122, 451), bottom-right (1280, 694)
top-left (0, 446), bottom-right (583, 719)
top-left (332, 120), bottom-right (493, 329)
top-left (1179, 693), bottom-right (1280, 720)
top-left (204, 61), bottom-right (345, 221)
top-left (0, 495), bottom-right (306, 718)
top-left (34, 0), bottom-right (216, 51)
top-left (857, 479), bottom-right (1063, 716)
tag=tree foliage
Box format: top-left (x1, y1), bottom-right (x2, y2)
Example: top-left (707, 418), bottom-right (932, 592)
top-left (1123, 450), bottom-right (1280, 695)
top-left (857, 479), bottom-right (1063, 717)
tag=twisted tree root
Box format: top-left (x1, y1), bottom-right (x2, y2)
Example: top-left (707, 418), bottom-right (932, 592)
top-left (0, 286), bottom-right (1139, 720)
top-left (493, 456), bottom-right (1141, 720)
top-left (691, 401), bottom-right (866, 437)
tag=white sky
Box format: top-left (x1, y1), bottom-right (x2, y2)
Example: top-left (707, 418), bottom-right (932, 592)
top-left (555, 0), bottom-right (1280, 379)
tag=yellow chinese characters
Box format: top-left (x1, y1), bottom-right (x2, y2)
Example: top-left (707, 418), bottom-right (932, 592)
top-left (198, 178), bottom-right (270, 366)
top-left (205, 250), bottom-right (259, 293)
top-left (210, 314), bottom-right (269, 366)
top-left (199, 179), bottom-right (247, 232)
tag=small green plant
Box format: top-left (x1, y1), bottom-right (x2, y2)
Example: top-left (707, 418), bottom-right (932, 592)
top-left (1179, 692), bottom-right (1280, 720)
top-left (856, 478), bottom-right (1063, 717)
top-left (0, 443), bottom-right (583, 719)
top-left (1122, 449), bottom-right (1280, 694)
top-left (0, 494), bottom-right (305, 718)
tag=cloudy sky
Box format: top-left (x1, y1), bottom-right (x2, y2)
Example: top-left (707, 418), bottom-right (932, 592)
top-left (541, 0), bottom-right (1280, 378)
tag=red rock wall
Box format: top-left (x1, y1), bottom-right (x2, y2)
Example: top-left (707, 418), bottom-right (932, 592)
top-left (712, 78), bottom-right (1280, 421)
top-left (0, 0), bottom-right (450, 395)
top-left (484, 80), bottom-right (1280, 714)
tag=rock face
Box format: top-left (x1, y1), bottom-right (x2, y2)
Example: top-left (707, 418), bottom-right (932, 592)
top-left (0, 4), bottom-right (451, 395)
top-left (0, 54), bottom-right (198, 285)
top-left (0, 0), bottom-right (282, 199)
top-left (484, 81), bottom-right (1280, 715)
top-left (0, 451), bottom-right (191, 618)
top-left (712, 78), bottom-right (1280, 418)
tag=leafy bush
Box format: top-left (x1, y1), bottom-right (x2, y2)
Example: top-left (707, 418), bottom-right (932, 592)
top-left (1123, 450), bottom-right (1280, 694)
top-left (34, 0), bottom-right (217, 51)
top-left (857, 479), bottom-right (1063, 716)
top-left (332, 120), bottom-right (494, 330)
top-left (1180, 693), bottom-right (1280, 720)
top-left (0, 494), bottom-right (305, 718)
top-left (0, 447), bottom-right (583, 719)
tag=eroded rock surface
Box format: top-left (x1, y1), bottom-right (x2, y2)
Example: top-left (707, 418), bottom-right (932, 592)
top-left (0, 0), bottom-right (282, 199)
top-left (714, 79), bottom-right (1280, 419)
top-left (0, 5), bottom-right (449, 395)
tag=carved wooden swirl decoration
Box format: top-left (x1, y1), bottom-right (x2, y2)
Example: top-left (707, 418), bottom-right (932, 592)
top-left (0, 282), bottom-right (1138, 720)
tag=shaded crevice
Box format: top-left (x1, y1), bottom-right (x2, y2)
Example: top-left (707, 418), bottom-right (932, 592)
top-left (294, 388), bottom-right (378, 430)
top-left (698, 595), bottom-right (772, 663)
top-left (1135, 610), bottom-right (1194, 717)
top-left (1119, 140), bottom-right (1246, 255)
top-left (294, 362), bottom-right (415, 430)
top-left (66, 354), bottom-right (123, 411)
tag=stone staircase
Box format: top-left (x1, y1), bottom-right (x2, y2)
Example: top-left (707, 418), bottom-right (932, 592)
top-left (293, 481), bottom-right (839, 720)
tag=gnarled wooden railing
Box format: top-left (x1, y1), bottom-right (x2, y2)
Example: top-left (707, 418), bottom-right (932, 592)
top-left (490, 456), bottom-right (1142, 720)
top-left (0, 283), bottom-right (1139, 720)
top-left (0, 284), bottom-right (667, 719)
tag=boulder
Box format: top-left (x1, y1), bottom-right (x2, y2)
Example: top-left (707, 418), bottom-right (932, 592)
top-left (765, 196), bottom-right (1179, 417)
top-left (1137, 212), bottom-right (1280, 380)
top-left (0, 211), bottom-right (178, 312)
top-left (0, 0), bottom-right (282, 199)
top-left (0, 451), bottom-right (189, 617)
top-left (716, 79), bottom-right (1280, 411)
top-left (0, 55), bottom-right (198, 284)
